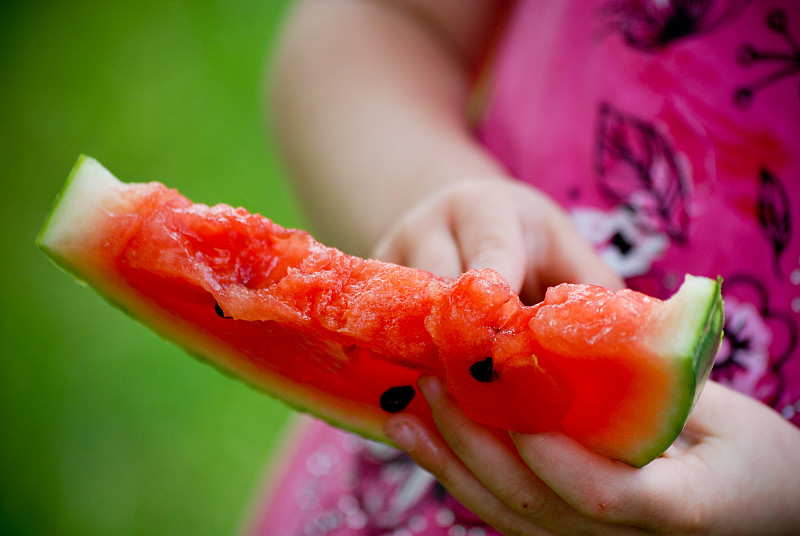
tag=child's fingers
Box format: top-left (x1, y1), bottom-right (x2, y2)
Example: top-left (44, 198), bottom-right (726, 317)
top-left (371, 230), bottom-right (404, 264)
top-left (373, 217), bottom-right (463, 279)
top-left (375, 178), bottom-right (624, 304)
top-left (384, 412), bottom-right (557, 536)
top-left (404, 227), bottom-right (463, 279)
top-left (450, 191), bottom-right (527, 292)
top-left (447, 181), bottom-right (624, 301)
top-left (412, 376), bottom-right (627, 535)
top-left (417, 377), bottom-right (564, 518)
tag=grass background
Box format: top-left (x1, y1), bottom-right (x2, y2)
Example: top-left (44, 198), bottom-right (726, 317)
top-left (0, 1), bottom-right (306, 534)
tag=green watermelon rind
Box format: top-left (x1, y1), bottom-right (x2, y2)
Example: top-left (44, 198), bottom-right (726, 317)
top-left (37, 154), bottom-right (96, 282)
top-left (629, 275), bottom-right (723, 467)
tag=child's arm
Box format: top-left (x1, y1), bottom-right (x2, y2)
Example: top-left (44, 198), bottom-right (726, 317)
top-left (270, 0), bottom-right (510, 257)
top-left (270, 0), bottom-right (621, 298)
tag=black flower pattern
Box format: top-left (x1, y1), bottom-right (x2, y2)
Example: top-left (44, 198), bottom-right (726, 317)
top-left (757, 167), bottom-right (793, 276)
top-left (712, 274), bottom-right (798, 407)
top-left (604, 0), bottom-right (752, 49)
top-left (734, 8), bottom-right (800, 108)
top-left (594, 102), bottom-right (692, 243)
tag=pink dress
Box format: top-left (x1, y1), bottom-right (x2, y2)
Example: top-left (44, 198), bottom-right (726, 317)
top-left (250, 1), bottom-right (800, 533)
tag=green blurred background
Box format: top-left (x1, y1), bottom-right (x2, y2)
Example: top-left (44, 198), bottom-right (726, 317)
top-left (0, 1), bottom-right (306, 534)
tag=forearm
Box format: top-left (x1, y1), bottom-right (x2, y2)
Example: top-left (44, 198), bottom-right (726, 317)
top-left (269, 0), bottom-right (508, 256)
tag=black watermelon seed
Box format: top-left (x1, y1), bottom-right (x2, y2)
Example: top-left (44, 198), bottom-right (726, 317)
top-left (469, 356), bottom-right (497, 383)
top-left (380, 385), bottom-right (415, 413)
top-left (215, 302), bottom-right (232, 319)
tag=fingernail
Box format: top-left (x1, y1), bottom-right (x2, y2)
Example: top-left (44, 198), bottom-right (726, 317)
top-left (418, 376), bottom-right (443, 402)
top-left (386, 422), bottom-right (416, 452)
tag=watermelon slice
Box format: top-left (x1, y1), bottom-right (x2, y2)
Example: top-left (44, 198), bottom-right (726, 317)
top-left (38, 156), bottom-right (724, 467)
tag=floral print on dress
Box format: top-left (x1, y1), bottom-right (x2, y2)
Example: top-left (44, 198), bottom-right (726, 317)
top-left (594, 102), bottom-right (693, 244)
top-left (603, 0), bottom-right (752, 49)
top-left (249, 420), bottom-right (497, 536)
top-left (757, 167), bottom-right (793, 277)
top-left (712, 275), bottom-right (799, 410)
top-left (571, 206), bottom-right (669, 278)
top-left (734, 7), bottom-right (800, 108)
top-left (714, 294), bottom-right (776, 399)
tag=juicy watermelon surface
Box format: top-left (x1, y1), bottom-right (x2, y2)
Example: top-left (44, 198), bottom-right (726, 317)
top-left (39, 156), bottom-right (724, 467)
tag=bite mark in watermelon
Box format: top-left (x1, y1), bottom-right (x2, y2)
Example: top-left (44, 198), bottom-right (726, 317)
top-left (38, 156), bottom-right (724, 467)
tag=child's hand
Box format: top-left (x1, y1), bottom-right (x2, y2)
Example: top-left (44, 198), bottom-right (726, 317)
top-left (385, 377), bottom-right (800, 535)
top-left (374, 178), bottom-right (800, 534)
top-left (373, 178), bottom-right (623, 303)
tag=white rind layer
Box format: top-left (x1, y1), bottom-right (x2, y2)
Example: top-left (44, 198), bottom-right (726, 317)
top-left (39, 156), bottom-right (131, 263)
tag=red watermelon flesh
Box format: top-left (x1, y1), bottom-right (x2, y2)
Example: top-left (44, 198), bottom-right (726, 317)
top-left (38, 156), bottom-right (724, 466)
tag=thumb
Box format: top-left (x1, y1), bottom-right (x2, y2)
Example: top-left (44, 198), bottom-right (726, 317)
top-left (511, 431), bottom-right (645, 524)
